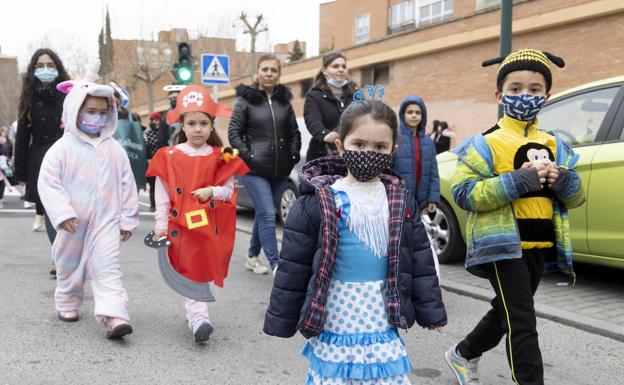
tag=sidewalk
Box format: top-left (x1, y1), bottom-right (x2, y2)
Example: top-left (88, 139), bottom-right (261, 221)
top-left (439, 263), bottom-right (624, 342)
top-left (235, 219), bottom-right (624, 343)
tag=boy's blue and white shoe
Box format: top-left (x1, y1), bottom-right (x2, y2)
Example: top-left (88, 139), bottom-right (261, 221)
top-left (445, 343), bottom-right (481, 385)
top-left (193, 319), bottom-right (214, 343)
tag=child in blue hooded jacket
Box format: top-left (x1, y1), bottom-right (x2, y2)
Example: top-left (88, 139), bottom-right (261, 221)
top-left (392, 96), bottom-right (440, 213)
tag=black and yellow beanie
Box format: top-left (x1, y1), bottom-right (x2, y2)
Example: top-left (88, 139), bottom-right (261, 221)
top-left (482, 48), bottom-right (565, 92)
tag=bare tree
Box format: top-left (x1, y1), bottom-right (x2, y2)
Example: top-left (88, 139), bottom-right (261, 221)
top-left (25, 33), bottom-right (92, 78)
top-left (238, 12), bottom-right (268, 75)
top-left (106, 39), bottom-right (171, 113)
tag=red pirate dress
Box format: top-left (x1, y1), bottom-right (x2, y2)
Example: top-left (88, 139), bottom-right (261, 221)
top-left (147, 85), bottom-right (248, 288)
top-left (147, 146), bottom-right (248, 287)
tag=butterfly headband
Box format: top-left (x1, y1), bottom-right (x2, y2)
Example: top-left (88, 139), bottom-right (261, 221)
top-left (351, 84), bottom-right (385, 105)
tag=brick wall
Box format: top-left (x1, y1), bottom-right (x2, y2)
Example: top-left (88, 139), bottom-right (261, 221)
top-left (214, 0), bottom-right (623, 148)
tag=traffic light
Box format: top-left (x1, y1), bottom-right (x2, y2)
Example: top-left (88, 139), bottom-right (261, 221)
top-left (173, 42), bottom-right (193, 84)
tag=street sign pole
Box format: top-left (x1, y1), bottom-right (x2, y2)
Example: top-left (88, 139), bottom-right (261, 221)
top-left (499, 0), bottom-right (513, 118)
top-left (212, 85), bottom-right (218, 102)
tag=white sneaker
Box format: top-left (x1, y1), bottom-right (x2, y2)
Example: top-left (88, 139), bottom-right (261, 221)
top-left (23, 201), bottom-right (33, 209)
top-left (33, 215), bottom-right (44, 232)
top-left (244, 256), bottom-right (269, 275)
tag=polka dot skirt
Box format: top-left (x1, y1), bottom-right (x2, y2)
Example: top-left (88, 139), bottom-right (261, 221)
top-left (303, 280), bottom-right (412, 385)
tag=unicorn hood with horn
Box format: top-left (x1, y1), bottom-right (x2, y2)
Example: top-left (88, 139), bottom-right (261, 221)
top-left (56, 61), bottom-right (118, 142)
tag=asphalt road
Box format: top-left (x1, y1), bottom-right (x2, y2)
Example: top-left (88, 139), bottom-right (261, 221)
top-left (1, 211), bottom-right (623, 385)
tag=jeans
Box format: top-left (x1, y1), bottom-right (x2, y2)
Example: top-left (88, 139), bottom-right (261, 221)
top-left (44, 213), bottom-right (56, 245)
top-left (240, 174), bottom-right (288, 268)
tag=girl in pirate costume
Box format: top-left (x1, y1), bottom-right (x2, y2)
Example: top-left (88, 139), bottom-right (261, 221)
top-left (264, 87), bottom-right (447, 384)
top-left (147, 85), bottom-right (249, 343)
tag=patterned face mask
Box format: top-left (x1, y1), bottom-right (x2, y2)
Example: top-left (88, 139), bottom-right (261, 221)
top-left (342, 150), bottom-right (393, 182)
top-left (501, 93), bottom-right (546, 122)
top-left (78, 113), bottom-right (108, 135)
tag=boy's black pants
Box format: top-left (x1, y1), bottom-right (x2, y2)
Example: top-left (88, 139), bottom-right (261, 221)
top-left (458, 248), bottom-right (548, 385)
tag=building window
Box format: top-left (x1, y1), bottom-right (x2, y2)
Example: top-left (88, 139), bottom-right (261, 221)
top-left (136, 47), bottom-right (146, 66)
top-left (476, 0), bottom-right (521, 11)
top-left (361, 63), bottom-right (390, 85)
top-left (418, 0), bottom-right (453, 25)
top-left (300, 78), bottom-right (313, 98)
top-left (354, 13), bottom-right (370, 44)
top-left (389, 1), bottom-right (416, 32)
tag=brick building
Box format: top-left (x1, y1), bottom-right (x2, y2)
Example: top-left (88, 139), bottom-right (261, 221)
top-left (107, 29), bottom-right (262, 118)
top-left (0, 50), bottom-right (19, 127)
top-left (214, 0), bottom-right (624, 145)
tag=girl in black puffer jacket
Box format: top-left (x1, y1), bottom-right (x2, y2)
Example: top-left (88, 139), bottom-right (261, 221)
top-left (228, 54), bottom-right (301, 273)
top-left (264, 99), bottom-right (446, 385)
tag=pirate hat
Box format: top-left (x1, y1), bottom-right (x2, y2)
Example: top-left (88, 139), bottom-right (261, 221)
top-left (166, 85), bottom-right (232, 125)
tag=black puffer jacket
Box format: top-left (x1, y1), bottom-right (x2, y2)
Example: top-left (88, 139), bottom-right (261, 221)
top-left (228, 84), bottom-right (301, 180)
top-left (303, 85), bottom-right (353, 162)
top-left (263, 156), bottom-right (447, 338)
top-left (14, 86), bottom-right (65, 202)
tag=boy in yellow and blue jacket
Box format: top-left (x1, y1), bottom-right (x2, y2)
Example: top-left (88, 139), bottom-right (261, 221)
top-left (444, 49), bottom-right (585, 385)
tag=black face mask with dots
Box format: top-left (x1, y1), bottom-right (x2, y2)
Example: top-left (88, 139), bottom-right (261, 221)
top-left (342, 150), bottom-right (393, 182)
top-left (170, 99), bottom-right (177, 109)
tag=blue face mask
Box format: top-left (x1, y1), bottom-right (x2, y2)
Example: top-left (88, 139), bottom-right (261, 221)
top-left (78, 113), bottom-right (108, 135)
top-left (501, 93), bottom-right (546, 122)
top-left (34, 68), bottom-right (58, 84)
top-left (327, 77), bottom-right (348, 89)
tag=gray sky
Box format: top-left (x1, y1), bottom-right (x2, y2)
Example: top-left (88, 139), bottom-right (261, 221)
top-left (0, 0), bottom-right (324, 74)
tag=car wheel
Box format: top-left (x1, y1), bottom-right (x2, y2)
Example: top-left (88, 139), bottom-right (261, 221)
top-left (420, 199), bottom-right (466, 264)
top-left (278, 182), bottom-right (298, 225)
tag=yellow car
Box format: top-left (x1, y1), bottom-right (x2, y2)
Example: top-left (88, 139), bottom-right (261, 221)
top-left (428, 75), bottom-right (624, 269)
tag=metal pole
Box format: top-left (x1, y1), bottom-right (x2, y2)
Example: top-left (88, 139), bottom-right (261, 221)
top-left (498, 0), bottom-right (513, 118)
top-left (212, 85), bottom-right (218, 102)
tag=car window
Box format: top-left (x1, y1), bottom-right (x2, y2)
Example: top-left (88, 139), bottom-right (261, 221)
top-left (538, 87), bottom-right (619, 146)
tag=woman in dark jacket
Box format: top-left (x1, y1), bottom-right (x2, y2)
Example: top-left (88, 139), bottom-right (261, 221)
top-left (15, 48), bottom-right (69, 246)
top-left (228, 54), bottom-right (301, 273)
top-left (303, 52), bottom-right (356, 161)
top-left (432, 120), bottom-right (454, 154)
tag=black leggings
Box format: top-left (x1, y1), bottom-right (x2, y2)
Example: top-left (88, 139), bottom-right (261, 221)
top-left (458, 249), bottom-right (548, 385)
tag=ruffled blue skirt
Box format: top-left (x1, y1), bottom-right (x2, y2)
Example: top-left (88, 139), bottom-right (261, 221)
top-left (302, 280), bottom-right (412, 385)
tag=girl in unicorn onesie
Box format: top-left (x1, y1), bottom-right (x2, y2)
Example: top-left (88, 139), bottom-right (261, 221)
top-left (38, 63), bottom-right (139, 339)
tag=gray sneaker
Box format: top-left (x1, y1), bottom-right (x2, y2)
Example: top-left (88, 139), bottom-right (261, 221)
top-left (193, 320), bottom-right (214, 343)
top-left (445, 343), bottom-right (481, 385)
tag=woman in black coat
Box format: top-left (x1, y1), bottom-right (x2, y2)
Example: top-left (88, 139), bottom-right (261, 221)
top-left (15, 49), bottom-right (69, 248)
top-left (304, 52), bottom-right (357, 162)
top-left (228, 54), bottom-right (301, 274)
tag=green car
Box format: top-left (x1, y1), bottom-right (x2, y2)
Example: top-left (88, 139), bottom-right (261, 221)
top-left (426, 75), bottom-right (624, 269)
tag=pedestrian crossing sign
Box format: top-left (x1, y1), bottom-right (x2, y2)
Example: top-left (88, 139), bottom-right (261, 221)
top-left (201, 54), bottom-right (230, 85)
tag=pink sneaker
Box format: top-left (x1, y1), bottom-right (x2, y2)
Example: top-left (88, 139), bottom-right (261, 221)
top-left (102, 317), bottom-right (133, 339)
top-left (58, 310), bottom-right (80, 322)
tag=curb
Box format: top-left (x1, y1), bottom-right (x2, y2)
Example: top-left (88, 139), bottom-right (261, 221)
top-left (236, 223), bottom-right (624, 343)
top-left (441, 279), bottom-right (624, 343)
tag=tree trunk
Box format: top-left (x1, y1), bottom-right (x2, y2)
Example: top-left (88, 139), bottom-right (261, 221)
top-left (146, 80), bottom-right (154, 114)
